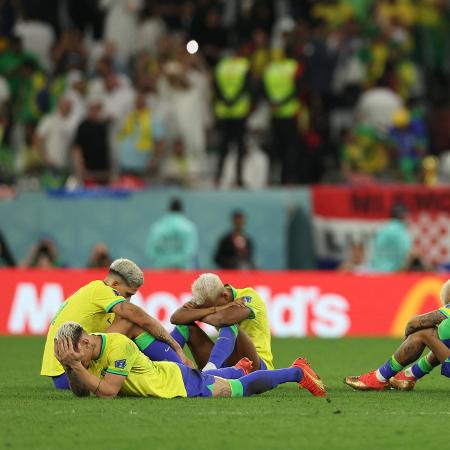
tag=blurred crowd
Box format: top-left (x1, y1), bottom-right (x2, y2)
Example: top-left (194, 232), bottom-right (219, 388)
top-left (0, 197), bottom-right (255, 269)
top-left (0, 0), bottom-right (449, 193)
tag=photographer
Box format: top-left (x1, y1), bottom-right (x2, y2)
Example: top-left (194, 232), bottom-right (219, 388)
top-left (21, 236), bottom-right (64, 268)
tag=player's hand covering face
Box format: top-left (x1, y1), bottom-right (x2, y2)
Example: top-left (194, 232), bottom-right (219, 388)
top-left (54, 337), bottom-right (84, 367)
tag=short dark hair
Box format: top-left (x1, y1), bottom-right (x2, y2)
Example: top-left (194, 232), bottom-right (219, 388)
top-left (232, 210), bottom-right (244, 220)
top-left (170, 198), bottom-right (183, 212)
top-left (390, 203), bottom-right (407, 220)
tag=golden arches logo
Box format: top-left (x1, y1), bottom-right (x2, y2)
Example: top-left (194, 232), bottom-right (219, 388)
top-left (390, 277), bottom-right (443, 337)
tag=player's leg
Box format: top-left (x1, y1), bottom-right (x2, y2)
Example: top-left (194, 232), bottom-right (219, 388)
top-left (203, 325), bottom-right (239, 371)
top-left (176, 323), bottom-right (215, 369)
top-left (224, 328), bottom-right (263, 371)
top-left (203, 357), bottom-right (253, 379)
top-left (214, 358), bottom-right (326, 398)
top-left (107, 316), bottom-right (184, 363)
top-left (52, 372), bottom-right (70, 390)
top-left (345, 330), bottom-right (428, 390)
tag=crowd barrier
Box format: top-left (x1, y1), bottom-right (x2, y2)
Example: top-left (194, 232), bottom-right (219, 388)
top-left (1, 269), bottom-right (446, 337)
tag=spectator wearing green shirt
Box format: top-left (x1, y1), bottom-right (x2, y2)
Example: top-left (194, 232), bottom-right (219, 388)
top-left (368, 204), bottom-right (412, 272)
top-left (146, 198), bottom-right (199, 269)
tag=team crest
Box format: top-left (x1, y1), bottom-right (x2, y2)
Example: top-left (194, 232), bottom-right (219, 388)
top-left (115, 359), bottom-right (126, 369)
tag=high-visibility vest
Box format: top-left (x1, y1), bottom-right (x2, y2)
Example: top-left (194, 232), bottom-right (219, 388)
top-left (263, 59), bottom-right (300, 118)
top-left (214, 57), bottom-right (250, 119)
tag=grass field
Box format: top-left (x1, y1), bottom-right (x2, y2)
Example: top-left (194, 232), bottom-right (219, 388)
top-left (0, 336), bottom-right (448, 450)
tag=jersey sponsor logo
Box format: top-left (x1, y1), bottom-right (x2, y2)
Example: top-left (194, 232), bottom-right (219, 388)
top-left (115, 359), bottom-right (126, 369)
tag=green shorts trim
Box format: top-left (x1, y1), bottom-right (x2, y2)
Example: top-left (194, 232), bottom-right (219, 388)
top-left (134, 331), bottom-right (156, 350)
top-left (438, 317), bottom-right (450, 341)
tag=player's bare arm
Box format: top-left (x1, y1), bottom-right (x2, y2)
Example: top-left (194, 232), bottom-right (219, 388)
top-left (202, 304), bottom-right (251, 327)
top-left (112, 301), bottom-right (194, 367)
top-left (54, 339), bottom-right (90, 397)
top-left (55, 336), bottom-right (124, 398)
top-left (404, 310), bottom-right (446, 337)
top-left (170, 301), bottom-right (234, 325)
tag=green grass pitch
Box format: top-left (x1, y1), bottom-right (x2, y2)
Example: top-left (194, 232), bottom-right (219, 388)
top-left (0, 336), bottom-right (448, 450)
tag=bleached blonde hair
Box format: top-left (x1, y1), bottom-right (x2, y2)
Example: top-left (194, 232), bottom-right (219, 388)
top-left (109, 258), bottom-right (144, 288)
top-left (440, 280), bottom-right (450, 305)
top-left (191, 273), bottom-right (224, 305)
top-left (56, 321), bottom-right (85, 347)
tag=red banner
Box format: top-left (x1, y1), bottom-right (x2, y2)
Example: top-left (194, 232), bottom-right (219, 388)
top-left (312, 184), bottom-right (450, 266)
top-left (1, 269), bottom-right (447, 337)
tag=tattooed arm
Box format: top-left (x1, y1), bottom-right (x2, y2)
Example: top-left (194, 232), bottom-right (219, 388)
top-left (404, 310), bottom-right (446, 337)
top-left (111, 302), bottom-right (194, 367)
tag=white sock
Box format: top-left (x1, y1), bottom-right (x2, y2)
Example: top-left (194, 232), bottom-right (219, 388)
top-left (202, 362), bottom-right (217, 372)
top-left (404, 367), bottom-right (415, 378)
top-left (375, 369), bottom-right (387, 382)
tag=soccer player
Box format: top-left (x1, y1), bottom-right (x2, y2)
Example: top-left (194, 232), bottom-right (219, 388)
top-left (344, 305), bottom-right (450, 391)
top-left (170, 273), bottom-right (274, 372)
top-left (54, 321), bottom-right (326, 398)
top-left (41, 258), bottom-right (192, 390)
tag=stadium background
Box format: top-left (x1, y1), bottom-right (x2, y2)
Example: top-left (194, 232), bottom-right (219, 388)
top-left (0, 1), bottom-right (449, 449)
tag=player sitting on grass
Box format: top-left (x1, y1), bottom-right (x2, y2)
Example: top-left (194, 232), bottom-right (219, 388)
top-left (170, 273), bottom-right (274, 372)
top-left (41, 258), bottom-right (193, 390)
top-left (54, 321), bottom-right (326, 398)
top-left (344, 302), bottom-right (450, 391)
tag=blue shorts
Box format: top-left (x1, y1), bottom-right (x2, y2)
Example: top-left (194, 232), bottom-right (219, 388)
top-left (259, 359), bottom-right (268, 370)
top-left (177, 364), bottom-right (216, 398)
top-left (52, 373), bottom-right (70, 390)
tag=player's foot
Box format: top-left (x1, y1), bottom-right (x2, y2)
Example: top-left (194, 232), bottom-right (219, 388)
top-left (389, 371), bottom-right (416, 391)
top-left (291, 357), bottom-right (327, 397)
top-left (234, 357), bottom-right (253, 375)
top-left (344, 370), bottom-right (390, 391)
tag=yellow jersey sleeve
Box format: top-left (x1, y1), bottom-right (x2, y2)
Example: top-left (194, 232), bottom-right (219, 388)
top-left (92, 282), bottom-right (126, 313)
top-left (105, 339), bottom-right (138, 377)
top-left (439, 304), bottom-right (450, 319)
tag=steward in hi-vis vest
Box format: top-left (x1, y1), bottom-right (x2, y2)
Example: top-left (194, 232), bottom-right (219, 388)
top-left (262, 50), bottom-right (303, 184)
top-left (213, 52), bottom-right (252, 187)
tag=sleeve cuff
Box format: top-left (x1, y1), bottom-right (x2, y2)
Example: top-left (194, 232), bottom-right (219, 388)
top-left (105, 368), bottom-right (128, 376)
top-left (439, 308), bottom-right (450, 319)
top-left (105, 298), bottom-right (125, 313)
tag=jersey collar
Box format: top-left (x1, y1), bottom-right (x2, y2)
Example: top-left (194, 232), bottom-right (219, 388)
top-left (91, 334), bottom-right (106, 359)
top-left (224, 284), bottom-right (237, 301)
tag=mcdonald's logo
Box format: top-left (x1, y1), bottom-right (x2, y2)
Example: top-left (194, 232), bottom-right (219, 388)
top-left (390, 277), bottom-right (443, 336)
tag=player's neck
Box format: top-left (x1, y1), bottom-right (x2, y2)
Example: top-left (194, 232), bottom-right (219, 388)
top-left (90, 335), bottom-right (103, 360)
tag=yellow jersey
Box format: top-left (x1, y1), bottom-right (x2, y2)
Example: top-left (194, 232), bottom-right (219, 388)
top-left (226, 284), bottom-right (274, 369)
top-left (89, 333), bottom-right (187, 398)
top-left (40, 280), bottom-right (126, 377)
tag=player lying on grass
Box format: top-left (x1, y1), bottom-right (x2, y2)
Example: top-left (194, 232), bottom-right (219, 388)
top-left (41, 258), bottom-right (193, 390)
top-left (344, 305), bottom-right (450, 391)
top-left (54, 321), bottom-right (326, 398)
top-left (170, 273), bottom-right (274, 372)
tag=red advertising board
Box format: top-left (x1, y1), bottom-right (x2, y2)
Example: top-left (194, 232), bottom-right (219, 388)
top-left (0, 269), bottom-right (447, 337)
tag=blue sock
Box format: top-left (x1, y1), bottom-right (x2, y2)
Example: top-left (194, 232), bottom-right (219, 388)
top-left (238, 368), bottom-right (302, 396)
top-left (411, 355), bottom-right (434, 379)
top-left (134, 331), bottom-right (183, 363)
top-left (378, 356), bottom-right (403, 380)
top-left (208, 326), bottom-right (238, 368)
top-left (171, 325), bottom-right (189, 347)
top-left (203, 367), bottom-right (244, 379)
top-left (52, 373), bottom-right (70, 390)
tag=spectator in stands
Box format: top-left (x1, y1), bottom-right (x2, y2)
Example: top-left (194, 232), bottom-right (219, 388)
top-left (214, 210), bottom-right (254, 269)
top-left (33, 97), bottom-right (78, 183)
top-left (213, 47), bottom-right (252, 187)
top-left (51, 29), bottom-right (87, 75)
top-left (72, 97), bottom-right (111, 186)
top-left (338, 242), bottom-right (367, 273)
top-left (146, 198), bottom-right (198, 269)
top-left (0, 230), bottom-right (15, 266)
top-left (87, 242), bottom-right (111, 268)
top-left (367, 204), bottom-right (412, 272)
top-left (21, 236), bottom-right (64, 268)
top-left (117, 90), bottom-right (165, 178)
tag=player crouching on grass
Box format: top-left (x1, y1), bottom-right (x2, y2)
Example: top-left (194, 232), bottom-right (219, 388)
top-left (344, 299), bottom-right (450, 391)
top-left (41, 258), bottom-right (194, 390)
top-left (54, 321), bottom-right (326, 399)
top-left (170, 273), bottom-right (274, 372)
